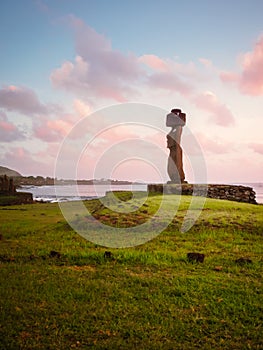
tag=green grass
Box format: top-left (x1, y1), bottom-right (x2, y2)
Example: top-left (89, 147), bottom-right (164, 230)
top-left (0, 195), bottom-right (21, 206)
top-left (0, 193), bottom-right (262, 349)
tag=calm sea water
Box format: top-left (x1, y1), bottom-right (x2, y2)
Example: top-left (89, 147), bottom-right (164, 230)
top-left (17, 183), bottom-right (263, 204)
top-left (17, 184), bottom-right (148, 203)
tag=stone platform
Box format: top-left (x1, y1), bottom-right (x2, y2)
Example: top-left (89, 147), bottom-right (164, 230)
top-left (147, 183), bottom-right (257, 204)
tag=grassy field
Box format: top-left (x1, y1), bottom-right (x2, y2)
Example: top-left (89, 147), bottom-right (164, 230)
top-left (0, 193), bottom-right (262, 349)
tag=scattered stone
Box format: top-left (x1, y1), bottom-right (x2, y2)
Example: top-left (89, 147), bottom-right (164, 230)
top-left (29, 254), bottom-right (39, 260)
top-left (187, 252), bottom-right (205, 263)
top-left (49, 250), bottom-right (61, 258)
top-left (235, 257), bottom-right (253, 265)
top-left (0, 255), bottom-right (15, 262)
top-left (104, 251), bottom-right (113, 259)
top-left (214, 266), bottom-right (223, 271)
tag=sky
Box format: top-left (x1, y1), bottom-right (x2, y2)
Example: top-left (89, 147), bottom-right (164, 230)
top-left (0, 0), bottom-right (263, 183)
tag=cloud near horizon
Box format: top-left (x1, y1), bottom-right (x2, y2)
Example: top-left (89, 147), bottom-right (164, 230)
top-left (220, 35), bottom-right (263, 96)
top-left (193, 91), bottom-right (235, 127)
top-left (248, 142), bottom-right (263, 155)
top-left (0, 82), bottom-right (92, 143)
top-left (33, 99), bottom-right (91, 143)
top-left (195, 132), bottom-right (234, 154)
top-left (0, 146), bottom-right (51, 176)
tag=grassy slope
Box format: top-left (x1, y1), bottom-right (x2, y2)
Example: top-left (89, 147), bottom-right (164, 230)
top-left (0, 193), bottom-right (262, 349)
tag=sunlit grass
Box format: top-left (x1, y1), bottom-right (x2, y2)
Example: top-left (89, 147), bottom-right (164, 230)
top-left (0, 194), bottom-right (262, 349)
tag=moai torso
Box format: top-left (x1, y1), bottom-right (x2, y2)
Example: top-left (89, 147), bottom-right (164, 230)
top-left (166, 109), bottom-right (186, 183)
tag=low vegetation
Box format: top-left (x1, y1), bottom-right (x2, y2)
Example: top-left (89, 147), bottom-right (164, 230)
top-left (0, 193), bottom-right (262, 349)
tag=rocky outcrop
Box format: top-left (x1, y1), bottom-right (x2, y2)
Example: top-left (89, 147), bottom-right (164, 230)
top-left (147, 184), bottom-right (257, 204)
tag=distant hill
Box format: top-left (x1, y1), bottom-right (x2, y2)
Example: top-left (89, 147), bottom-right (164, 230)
top-left (0, 166), bottom-right (21, 177)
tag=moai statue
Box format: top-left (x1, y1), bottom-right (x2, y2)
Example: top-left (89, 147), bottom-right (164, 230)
top-left (166, 108), bottom-right (186, 183)
top-left (9, 177), bottom-right (15, 194)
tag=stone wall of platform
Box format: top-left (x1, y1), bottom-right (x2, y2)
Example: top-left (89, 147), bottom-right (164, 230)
top-left (147, 184), bottom-right (257, 204)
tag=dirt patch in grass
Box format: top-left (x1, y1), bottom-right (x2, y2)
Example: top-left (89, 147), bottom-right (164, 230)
top-left (65, 265), bottom-right (96, 272)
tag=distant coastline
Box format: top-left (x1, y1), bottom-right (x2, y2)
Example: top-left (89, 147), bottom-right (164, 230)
top-left (17, 182), bottom-right (263, 204)
top-left (15, 176), bottom-right (144, 187)
top-left (1, 166), bottom-right (262, 203)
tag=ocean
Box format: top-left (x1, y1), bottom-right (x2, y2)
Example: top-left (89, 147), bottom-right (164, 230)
top-left (17, 184), bottom-right (148, 203)
top-left (17, 183), bottom-right (263, 204)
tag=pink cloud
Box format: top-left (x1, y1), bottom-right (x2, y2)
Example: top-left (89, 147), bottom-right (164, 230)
top-left (199, 58), bottom-right (213, 68)
top-left (196, 133), bottom-right (233, 154)
top-left (146, 131), bottom-right (166, 149)
top-left (139, 55), bottom-right (169, 72)
top-left (33, 102), bottom-right (93, 143)
top-left (0, 85), bottom-right (48, 115)
top-left (194, 91), bottom-right (235, 127)
top-left (147, 72), bottom-right (193, 96)
top-left (0, 111), bottom-right (25, 142)
top-left (81, 125), bottom-right (142, 155)
top-left (72, 17), bottom-right (141, 81)
top-left (0, 115), bottom-right (15, 132)
top-left (140, 55), bottom-right (197, 96)
top-left (47, 119), bottom-right (72, 136)
top-left (78, 131), bottom-right (168, 182)
top-left (0, 147), bottom-right (51, 176)
top-left (249, 142), bottom-right (263, 155)
top-left (205, 155), bottom-right (263, 183)
top-left (51, 17), bottom-right (198, 102)
top-left (220, 71), bottom-right (239, 83)
top-left (0, 83), bottom-right (94, 144)
top-left (73, 124), bottom-right (167, 180)
top-left (239, 36), bottom-right (263, 95)
top-left (50, 56), bottom-right (90, 94)
top-left (73, 99), bottom-right (91, 118)
top-left (51, 16), bottom-right (142, 102)
top-left (220, 35), bottom-right (263, 95)
top-left (36, 143), bottom-right (59, 158)
top-left (33, 112), bottom-right (79, 142)
top-left (33, 120), bottom-right (69, 142)
top-left (110, 159), bottom-right (163, 183)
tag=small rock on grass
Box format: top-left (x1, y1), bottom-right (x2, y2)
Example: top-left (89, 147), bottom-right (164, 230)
top-left (235, 257), bottom-right (252, 265)
top-left (49, 250), bottom-right (61, 258)
top-left (104, 251), bottom-right (115, 260)
top-left (187, 252), bottom-right (205, 263)
top-left (214, 266), bottom-right (223, 271)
